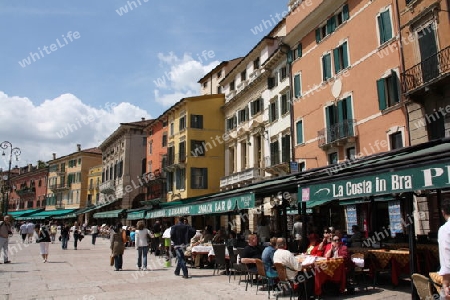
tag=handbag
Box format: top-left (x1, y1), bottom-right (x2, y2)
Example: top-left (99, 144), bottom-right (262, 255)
top-left (110, 254), bottom-right (114, 266)
top-left (58, 236), bottom-right (62, 242)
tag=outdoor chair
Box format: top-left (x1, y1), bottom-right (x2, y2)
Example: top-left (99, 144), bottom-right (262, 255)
top-left (350, 253), bottom-right (372, 290)
top-left (273, 262), bottom-right (294, 300)
top-left (411, 273), bottom-right (434, 300)
top-left (227, 246), bottom-right (246, 283)
top-left (212, 244), bottom-right (228, 276)
top-left (255, 258), bottom-right (278, 299)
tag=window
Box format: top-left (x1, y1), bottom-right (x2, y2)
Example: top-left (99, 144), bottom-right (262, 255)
top-left (294, 43), bottom-right (302, 60)
top-left (203, 82), bottom-right (208, 88)
top-left (191, 114), bottom-right (203, 129)
top-left (168, 146), bottom-right (175, 165)
top-left (176, 168), bottom-right (186, 190)
top-left (281, 93), bottom-right (290, 115)
top-left (377, 70), bottom-right (400, 110)
top-left (268, 76), bottom-right (277, 89)
top-left (162, 119), bottom-right (168, 127)
top-left (167, 172), bottom-right (173, 192)
top-left (170, 122), bottom-right (174, 136)
top-left (241, 141), bottom-right (247, 170)
top-left (162, 133), bottom-right (167, 147)
top-left (241, 70), bottom-right (247, 81)
top-left (179, 116), bottom-right (186, 131)
top-left (61, 163), bottom-right (66, 171)
top-left (270, 141), bottom-right (280, 165)
top-left (390, 132), bottom-right (403, 149)
top-left (322, 53), bottom-right (332, 81)
top-left (148, 129), bottom-right (153, 136)
top-left (296, 120), bottom-right (304, 144)
top-left (191, 140), bottom-right (205, 156)
top-left (281, 135), bottom-right (290, 163)
top-left (325, 96), bottom-right (354, 142)
top-left (294, 74), bottom-right (301, 98)
top-left (118, 160), bottom-right (123, 177)
top-left (346, 147), bottom-right (356, 160)
top-left (217, 70), bottom-right (222, 78)
top-left (280, 66), bottom-right (287, 80)
top-left (217, 86), bottom-right (222, 94)
top-left (250, 98), bottom-right (263, 116)
top-left (226, 115), bottom-right (237, 131)
top-left (377, 9), bottom-right (393, 44)
top-left (238, 107), bottom-right (249, 123)
top-left (191, 168), bottom-right (208, 189)
top-left (179, 141), bottom-right (186, 162)
top-left (269, 101), bottom-right (278, 122)
top-left (253, 57), bottom-right (260, 70)
top-left (142, 137), bottom-right (146, 146)
top-left (328, 152), bottom-right (338, 164)
top-left (299, 161), bottom-right (306, 172)
top-left (333, 42), bottom-right (349, 74)
top-left (315, 4), bottom-right (349, 43)
top-left (149, 141), bottom-right (153, 154)
top-left (230, 81), bottom-right (235, 91)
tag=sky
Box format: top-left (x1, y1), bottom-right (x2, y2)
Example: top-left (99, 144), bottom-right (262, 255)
top-left (0, 0), bottom-right (288, 169)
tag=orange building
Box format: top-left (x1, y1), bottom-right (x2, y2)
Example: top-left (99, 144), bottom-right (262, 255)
top-left (285, 0), bottom-right (409, 169)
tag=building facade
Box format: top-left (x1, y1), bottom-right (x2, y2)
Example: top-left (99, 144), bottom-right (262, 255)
top-left (9, 164), bottom-right (48, 211)
top-left (198, 58), bottom-right (243, 95)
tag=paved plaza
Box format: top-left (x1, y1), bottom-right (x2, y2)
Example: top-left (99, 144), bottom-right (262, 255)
top-left (0, 234), bottom-right (413, 300)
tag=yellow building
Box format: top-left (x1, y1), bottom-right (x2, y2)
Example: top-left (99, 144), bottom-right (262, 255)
top-left (164, 94), bottom-right (225, 201)
top-left (87, 165), bottom-right (102, 206)
top-left (46, 145), bottom-right (102, 214)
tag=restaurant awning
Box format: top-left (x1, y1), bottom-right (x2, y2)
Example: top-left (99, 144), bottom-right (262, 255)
top-left (126, 208), bottom-right (148, 220)
top-left (8, 208), bottom-right (45, 219)
top-left (93, 209), bottom-right (125, 219)
top-left (145, 192), bottom-right (255, 219)
top-left (21, 209), bottom-right (79, 220)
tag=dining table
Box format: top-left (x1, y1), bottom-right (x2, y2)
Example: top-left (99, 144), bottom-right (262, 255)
top-left (368, 249), bottom-right (409, 286)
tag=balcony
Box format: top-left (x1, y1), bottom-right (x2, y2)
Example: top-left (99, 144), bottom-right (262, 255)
top-left (16, 187), bottom-right (36, 196)
top-left (220, 167), bottom-right (263, 188)
top-left (318, 119), bottom-right (357, 149)
top-left (99, 180), bottom-right (115, 194)
top-left (225, 90), bottom-right (236, 102)
top-left (237, 80), bottom-right (247, 92)
top-left (55, 203), bottom-right (65, 209)
top-left (264, 156), bottom-right (290, 176)
top-left (88, 183), bottom-right (100, 191)
top-left (49, 184), bottom-right (70, 191)
top-left (402, 46), bottom-right (450, 95)
top-left (165, 152), bottom-right (186, 171)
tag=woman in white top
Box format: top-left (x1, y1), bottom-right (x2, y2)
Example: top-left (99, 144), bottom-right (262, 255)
top-left (135, 220), bottom-right (151, 270)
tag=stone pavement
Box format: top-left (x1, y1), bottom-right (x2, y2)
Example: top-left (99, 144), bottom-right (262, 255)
top-left (0, 234), bottom-right (413, 300)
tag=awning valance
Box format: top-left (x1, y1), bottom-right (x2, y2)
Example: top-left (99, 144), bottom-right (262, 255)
top-left (21, 209), bottom-right (79, 220)
top-left (93, 209), bottom-right (125, 219)
top-left (145, 193), bottom-right (255, 219)
top-left (8, 208), bottom-right (45, 219)
top-left (126, 209), bottom-right (147, 220)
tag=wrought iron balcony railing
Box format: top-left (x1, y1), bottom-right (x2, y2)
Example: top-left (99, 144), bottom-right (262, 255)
top-left (318, 119), bottom-right (357, 148)
top-left (402, 46), bottom-right (450, 94)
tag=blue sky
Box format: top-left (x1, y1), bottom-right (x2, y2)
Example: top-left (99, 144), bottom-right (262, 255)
top-left (0, 0), bottom-right (287, 168)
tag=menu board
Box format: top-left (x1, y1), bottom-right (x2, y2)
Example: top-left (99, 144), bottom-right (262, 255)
top-left (346, 205), bottom-right (358, 234)
top-left (388, 200), bottom-right (402, 237)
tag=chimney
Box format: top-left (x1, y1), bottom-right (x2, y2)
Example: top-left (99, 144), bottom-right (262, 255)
top-left (52, 153), bottom-right (56, 160)
top-left (77, 144), bottom-right (81, 152)
top-left (141, 117), bottom-right (145, 121)
top-left (28, 164), bottom-right (32, 172)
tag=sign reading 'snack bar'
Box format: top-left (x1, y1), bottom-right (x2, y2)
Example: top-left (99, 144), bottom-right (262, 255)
top-left (301, 162), bottom-right (450, 202)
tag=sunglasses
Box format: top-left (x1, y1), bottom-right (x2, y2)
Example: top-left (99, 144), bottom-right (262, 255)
top-left (332, 239), bottom-right (340, 241)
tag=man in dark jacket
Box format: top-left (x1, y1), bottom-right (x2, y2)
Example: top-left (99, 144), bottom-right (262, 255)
top-left (171, 217), bottom-right (196, 278)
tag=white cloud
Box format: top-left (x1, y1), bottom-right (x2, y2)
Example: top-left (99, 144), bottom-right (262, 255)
top-left (0, 91), bottom-right (151, 168)
top-left (153, 52), bottom-right (220, 107)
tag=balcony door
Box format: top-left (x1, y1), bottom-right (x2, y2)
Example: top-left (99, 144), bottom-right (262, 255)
top-left (418, 23), bottom-right (439, 83)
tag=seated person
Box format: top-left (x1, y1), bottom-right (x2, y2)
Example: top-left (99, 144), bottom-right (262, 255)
top-left (325, 234), bottom-right (348, 260)
top-left (261, 237), bottom-right (278, 277)
top-left (203, 226), bottom-right (214, 244)
top-left (241, 234), bottom-right (263, 272)
top-left (226, 231), bottom-right (238, 249)
top-left (188, 230), bottom-right (205, 268)
top-left (212, 227), bottom-right (227, 244)
top-left (350, 225), bottom-right (363, 247)
top-left (314, 227), bottom-right (332, 257)
top-left (273, 237), bottom-right (301, 280)
top-left (305, 232), bottom-right (320, 255)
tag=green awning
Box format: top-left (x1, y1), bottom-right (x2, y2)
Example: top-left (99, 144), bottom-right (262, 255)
top-left (339, 195), bottom-right (394, 206)
top-left (8, 208), bottom-right (45, 219)
top-left (54, 213), bottom-right (78, 219)
top-left (127, 210), bottom-right (147, 220)
top-left (93, 209), bottom-right (125, 219)
top-left (305, 199), bottom-right (334, 209)
top-left (75, 206), bottom-right (96, 215)
top-left (22, 209), bottom-right (79, 220)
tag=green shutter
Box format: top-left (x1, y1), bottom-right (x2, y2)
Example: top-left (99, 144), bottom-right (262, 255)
top-left (315, 28), bottom-right (321, 43)
top-left (377, 78), bottom-right (387, 110)
top-left (326, 19), bottom-right (333, 35)
top-left (330, 16), bottom-right (336, 33)
top-left (325, 106), bottom-right (333, 143)
top-left (342, 42), bottom-right (349, 68)
top-left (323, 54), bottom-right (331, 80)
top-left (343, 4), bottom-right (349, 21)
top-left (287, 50), bottom-right (293, 63)
top-left (337, 100), bottom-right (345, 139)
top-left (382, 10), bottom-right (392, 42)
top-left (346, 97), bottom-right (354, 135)
top-left (391, 69), bottom-right (400, 104)
top-left (294, 74), bottom-right (301, 98)
top-left (296, 120), bottom-right (303, 144)
top-left (333, 47), bottom-right (341, 74)
top-left (297, 43), bottom-right (302, 58)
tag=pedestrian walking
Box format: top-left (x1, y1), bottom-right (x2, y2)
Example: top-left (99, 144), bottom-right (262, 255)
top-left (0, 215), bottom-right (13, 264)
top-left (71, 222), bottom-right (81, 250)
top-left (134, 220), bottom-right (151, 270)
top-left (110, 222), bottom-right (125, 271)
top-left (19, 221), bottom-right (27, 243)
top-left (26, 221), bottom-right (35, 243)
top-left (49, 222), bottom-right (57, 244)
top-left (60, 223), bottom-right (70, 250)
top-left (90, 223), bottom-right (98, 246)
top-left (36, 225), bottom-right (51, 262)
top-left (438, 198), bottom-right (450, 299)
top-left (170, 217), bottom-right (196, 279)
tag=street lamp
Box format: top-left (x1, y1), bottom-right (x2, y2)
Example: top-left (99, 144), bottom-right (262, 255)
top-left (1, 141), bottom-right (21, 216)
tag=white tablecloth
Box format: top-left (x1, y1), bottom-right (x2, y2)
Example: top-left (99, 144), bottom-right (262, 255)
top-left (192, 245), bottom-right (213, 254)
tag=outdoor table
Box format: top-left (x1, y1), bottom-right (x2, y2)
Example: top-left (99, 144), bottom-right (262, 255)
top-left (348, 247), bottom-right (372, 258)
top-left (297, 256), bottom-right (346, 296)
top-left (368, 249), bottom-right (409, 286)
top-left (429, 272), bottom-right (442, 294)
top-left (192, 244), bottom-right (213, 255)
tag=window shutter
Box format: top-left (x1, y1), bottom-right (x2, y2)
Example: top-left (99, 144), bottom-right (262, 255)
top-left (342, 42), bottom-right (349, 68)
top-left (377, 78), bottom-right (387, 110)
top-left (287, 50), bottom-right (293, 64)
top-left (323, 54), bottom-right (331, 80)
top-left (294, 74), bottom-right (301, 98)
top-left (275, 100), bottom-right (279, 120)
top-left (315, 28), bottom-right (321, 43)
top-left (245, 106), bottom-right (249, 120)
top-left (345, 97), bottom-right (354, 135)
top-left (343, 4), bottom-right (349, 21)
top-left (391, 69), bottom-right (400, 104)
top-left (333, 47), bottom-right (341, 74)
top-left (378, 14), bottom-right (386, 44)
top-left (296, 121), bottom-right (303, 144)
top-left (202, 169), bottom-right (208, 189)
top-left (382, 10), bottom-right (392, 42)
top-left (326, 19), bottom-right (333, 35)
top-left (297, 43), bottom-right (302, 58)
top-left (269, 104), bottom-right (273, 122)
top-left (259, 98), bottom-right (264, 113)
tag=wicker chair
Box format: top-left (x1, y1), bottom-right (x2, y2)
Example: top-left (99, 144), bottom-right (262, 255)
top-left (350, 253), bottom-right (372, 290)
top-left (255, 258), bottom-right (278, 299)
top-left (411, 273), bottom-right (434, 300)
top-left (273, 262), bottom-right (294, 300)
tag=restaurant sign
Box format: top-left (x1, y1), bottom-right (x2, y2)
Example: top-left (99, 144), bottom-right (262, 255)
top-left (300, 162), bottom-right (450, 202)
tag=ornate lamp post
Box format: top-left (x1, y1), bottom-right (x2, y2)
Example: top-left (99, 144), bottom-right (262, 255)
top-left (1, 141), bottom-right (21, 216)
